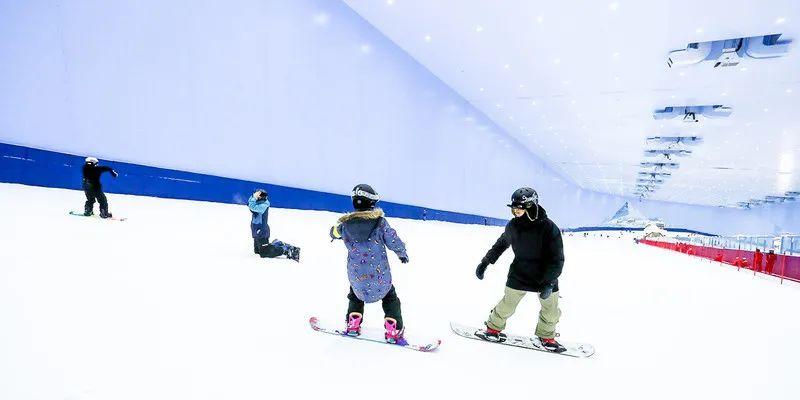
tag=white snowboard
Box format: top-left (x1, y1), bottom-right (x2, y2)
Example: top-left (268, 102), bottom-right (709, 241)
top-left (450, 322), bottom-right (594, 358)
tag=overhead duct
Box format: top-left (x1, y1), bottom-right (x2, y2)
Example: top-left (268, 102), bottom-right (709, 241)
top-left (638, 171), bottom-right (672, 178)
top-left (740, 34), bottom-right (791, 59)
top-left (640, 161), bottom-right (680, 169)
top-left (643, 149), bottom-right (692, 159)
top-left (653, 105), bottom-right (732, 122)
top-left (637, 178), bottom-right (665, 185)
top-left (646, 136), bottom-right (703, 146)
top-left (765, 195), bottom-right (788, 203)
top-left (668, 41), bottom-right (717, 68)
top-left (667, 34), bottom-right (791, 68)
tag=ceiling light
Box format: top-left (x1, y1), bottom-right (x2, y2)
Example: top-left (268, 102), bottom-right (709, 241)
top-left (609, 2), bottom-right (620, 11)
top-left (424, 35), bottom-right (432, 42)
top-left (386, 0), bottom-right (395, 5)
top-left (695, 28), bottom-right (703, 33)
top-left (519, 84), bottom-right (525, 88)
top-left (553, 58), bottom-right (561, 64)
top-left (313, 13), bottom-right (330, 26)
top-left (612, 52), bottom-right (620, 57)
top-left (479, 87), bottom-right (484, 92)
top-left (360, 44), bottom-right (372, 54)
top-left (475, 25), bottom-right (484, 32)
top-left (495, 103), bottom-right (502, 108)
top-left (504, 64), bottom-right (510, 69)
top-left (787, 89), bottom-right (793, 94)
top-left (764, 108), bottom-right (769, 112)
top-left (536, 16), bottom-right (544, 23)
top-left (775, 17), bottom-right (787, 25)
top-left (531, 101), bottom-right (537, 106)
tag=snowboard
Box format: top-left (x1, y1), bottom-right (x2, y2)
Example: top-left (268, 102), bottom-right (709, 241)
top-left (69, 211), bottom-right (127, 221)
top-left (450, 322), bottom-right (594, 358)
top-left (309, 317), bottom-right (441, 352)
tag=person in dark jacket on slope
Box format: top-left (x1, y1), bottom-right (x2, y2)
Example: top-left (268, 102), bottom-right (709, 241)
top-left (82, 157), bottom-right (118, 218)
top-left (475, 187), bottom-right (566, 353)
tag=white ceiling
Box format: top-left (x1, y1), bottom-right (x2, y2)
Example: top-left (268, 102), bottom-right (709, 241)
top-left (343, 0), bottom-right (800, 206)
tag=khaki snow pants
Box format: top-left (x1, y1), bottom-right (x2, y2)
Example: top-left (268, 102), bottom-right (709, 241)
top-left (486, 286), bottom-right (561, 339)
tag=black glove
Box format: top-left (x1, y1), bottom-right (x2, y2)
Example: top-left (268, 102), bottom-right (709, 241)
top-left (476, 261), bottom-right (489, 280)
top-left (399, 255), bottom-right (409, 264)
top-left (539, 281), bottom-right (555, 300)
top-left (111, 170), bottom-right (118, 178)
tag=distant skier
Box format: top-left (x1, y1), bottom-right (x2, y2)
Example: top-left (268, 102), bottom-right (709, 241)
top-left (248, 189), bottom-right (300, 262)
top-left (82, 157), bottom-right (118, 218)
top-left (475, 187), bottom-right (566, 352)
top-left (329, 184), bottom-right (409, 344)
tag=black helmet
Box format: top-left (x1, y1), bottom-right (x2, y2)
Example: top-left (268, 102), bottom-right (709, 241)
top-left (352, 184), bottom-right (379, 211)
top-left (507, 187), bottom-right (538, 209)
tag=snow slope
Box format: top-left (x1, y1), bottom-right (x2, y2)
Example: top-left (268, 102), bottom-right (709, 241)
top-left (1, 183), bottom-right (799, 400)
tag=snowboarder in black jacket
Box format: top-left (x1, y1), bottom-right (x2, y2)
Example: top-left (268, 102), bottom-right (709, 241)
top-left (475, 187), bottom-right (566, 352)
top-left (82, 157), bottom-right (118, 218)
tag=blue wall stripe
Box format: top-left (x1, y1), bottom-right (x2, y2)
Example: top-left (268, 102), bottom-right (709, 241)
top-left (0, 142), bottom-right (507, 226)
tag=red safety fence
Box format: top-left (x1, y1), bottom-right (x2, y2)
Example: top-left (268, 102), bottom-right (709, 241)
top-left (639, 239), bottom-right (800, 284)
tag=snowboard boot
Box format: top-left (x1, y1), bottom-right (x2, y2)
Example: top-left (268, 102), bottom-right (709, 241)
top-left (480, 325), bottom-right (504, 342)
top-left (253, 239), bottom-right (260, 255)
top-left (538, 337), bottom-right (566, 353)
top-left (84, 205), bottom-right (93, 216)
top-left (345, 313), bottom-right (362, 337)
top-left (99, 209), bottom-right (112, 219)
top-left (288, 246), bottom-right (301, 262)
top-left (384, 318), bottom-right (406, 345)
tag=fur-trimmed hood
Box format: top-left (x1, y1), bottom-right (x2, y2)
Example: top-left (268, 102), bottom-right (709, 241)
top-left (337, 208), bottom-right (384, 224)
top-left (334, 208), bottom-right (384, 242)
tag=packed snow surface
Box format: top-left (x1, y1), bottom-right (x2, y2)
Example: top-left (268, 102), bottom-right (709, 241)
top-left (2, 183), bottom-right (799, 400)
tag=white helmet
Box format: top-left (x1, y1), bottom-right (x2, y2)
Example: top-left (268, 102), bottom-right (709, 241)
top-left (85, 157), bottom-right (99, 164)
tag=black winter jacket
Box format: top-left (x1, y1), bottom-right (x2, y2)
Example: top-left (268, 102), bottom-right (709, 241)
top-left (481, 205), bottom-right (564, 292)
top-left (82, 164), bottom-right (114, 187)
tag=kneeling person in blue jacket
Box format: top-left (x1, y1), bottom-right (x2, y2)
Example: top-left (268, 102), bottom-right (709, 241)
top-left (248, 189), bottom-right (300, 262)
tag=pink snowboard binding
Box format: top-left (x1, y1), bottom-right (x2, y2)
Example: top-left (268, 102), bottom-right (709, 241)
top-left (345, 313), bottom-right (362, 337)
top-left (384, 319), bottom-right (407, 345)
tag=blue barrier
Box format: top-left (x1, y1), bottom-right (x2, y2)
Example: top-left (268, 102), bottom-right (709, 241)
top-left (0, 142), bottom-right (507, 226)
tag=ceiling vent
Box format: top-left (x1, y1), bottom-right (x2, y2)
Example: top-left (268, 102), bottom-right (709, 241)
top-left (667, 34), bottom-right (791, 68)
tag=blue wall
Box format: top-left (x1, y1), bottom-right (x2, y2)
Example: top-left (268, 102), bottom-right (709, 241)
top-left (0, 142), bottom-right (507, 225)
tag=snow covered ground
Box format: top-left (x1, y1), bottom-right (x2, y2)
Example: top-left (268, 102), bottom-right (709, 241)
top-left (2, 183), bottom-right (799, 400)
